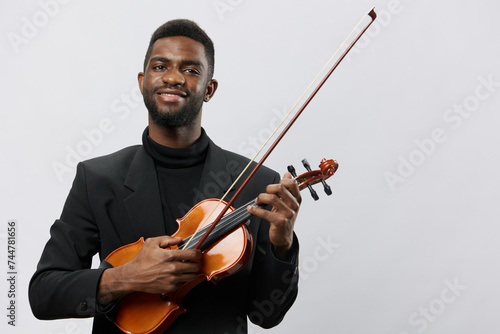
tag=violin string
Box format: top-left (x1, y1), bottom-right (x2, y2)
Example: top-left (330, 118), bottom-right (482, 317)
top-left (185, 210), bottom-right (249, 250)
top-left (180, 200), bottom-right (255, 250)
top-left (179, 204), bottom-right (242, 248)
top-left (191, 202), bottom-right (254, 248)
top-left (181, 8), bottom-right (375, 250)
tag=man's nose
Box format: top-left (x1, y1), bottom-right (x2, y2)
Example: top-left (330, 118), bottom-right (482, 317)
top-left (162, 69), bottom-right (185, 86)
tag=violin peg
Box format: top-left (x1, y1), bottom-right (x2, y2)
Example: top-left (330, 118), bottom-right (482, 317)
top-left (322, 180), bottom-right (332, 196)
top-left (287, 165), bottom-right (297, 178)
top-left (308, 184), bottom-right (319, 201)
top-left (301, 159), bottom-right (312, 172)
top-left (298, 159), bottom-right (320, 200)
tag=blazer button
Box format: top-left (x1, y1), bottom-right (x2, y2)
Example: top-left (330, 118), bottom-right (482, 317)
top-left (80, 301), bottom-right (88, 311)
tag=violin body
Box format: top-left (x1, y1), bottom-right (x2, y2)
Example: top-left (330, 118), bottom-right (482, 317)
top-left (105, 199), bottom-right (253, 334)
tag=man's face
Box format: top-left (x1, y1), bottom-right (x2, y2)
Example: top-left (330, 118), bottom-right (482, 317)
top-left (138, 36), bottom-right (216, 128)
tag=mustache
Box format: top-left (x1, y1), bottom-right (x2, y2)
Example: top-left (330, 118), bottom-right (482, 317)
top-left (152, 85), bottom-right (189, 96)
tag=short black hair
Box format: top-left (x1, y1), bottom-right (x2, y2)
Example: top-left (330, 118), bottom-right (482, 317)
top-left (143, 19), bottom-right (215, 79)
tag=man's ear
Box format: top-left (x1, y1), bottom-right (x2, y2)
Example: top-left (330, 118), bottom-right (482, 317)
top-left (138, 72), bottom-right (144, 93)
top-left (204, 79), bottom-right (218, 102)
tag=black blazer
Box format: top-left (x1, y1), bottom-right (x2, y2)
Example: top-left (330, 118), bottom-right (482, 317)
top-left (29, 138), bottom-right (299, 333)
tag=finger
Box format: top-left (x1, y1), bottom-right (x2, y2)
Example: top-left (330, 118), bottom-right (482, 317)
top-left (155, 273), bottom-right (199, 295)
top-left (247, 203), bottom-right (274, 222)
top-left (168, 272), bottom-right (201, 291)
top-left (172, 273), bottom-right (199, 285)
top-left (162, 248), bottom-right (202, 263)
top-left (279, 176), bottom-right (301, 204)
top-left (248, 195), bottom-right (296, 223)
top-left (255, 192), bottom-right (288, 211)
top-left (157, 236), bottom-right (183, 248)
top-left (165, 260), bottom-right (200, 275)
top-left (143, 236), bottom-right (182, 250)
top-left (267, 178), bottom-right (299, 198)
top-left (260, 184), bottom-right (300, 212)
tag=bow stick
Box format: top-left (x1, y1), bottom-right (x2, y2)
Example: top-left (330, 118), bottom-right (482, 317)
top-left (183, 7), bottom-right (378, 251)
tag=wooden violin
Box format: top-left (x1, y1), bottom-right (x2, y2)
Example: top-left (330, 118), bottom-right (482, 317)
top-left (105, 158), bottom-right (338, 334)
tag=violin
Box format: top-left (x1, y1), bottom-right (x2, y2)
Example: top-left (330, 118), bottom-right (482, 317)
top-left (105, 158), bottom-right (338, 334)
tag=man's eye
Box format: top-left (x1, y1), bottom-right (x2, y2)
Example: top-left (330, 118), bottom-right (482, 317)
top-left (185, 68), bottom-right (200, 75)
top-left (153, 65), bottom-right (165, 70)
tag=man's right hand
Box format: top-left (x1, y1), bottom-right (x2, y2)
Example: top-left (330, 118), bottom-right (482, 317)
top-left (98, 236), bottom-right (202, 304)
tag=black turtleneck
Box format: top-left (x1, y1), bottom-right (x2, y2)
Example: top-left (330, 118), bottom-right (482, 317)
top-left (142, 127), bottom-right (209, 235)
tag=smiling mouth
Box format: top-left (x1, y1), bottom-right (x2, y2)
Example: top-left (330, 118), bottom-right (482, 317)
top-left (157, 92), bottom-right (186, 103)
top-left (158, 93), bottom-right (183, 96)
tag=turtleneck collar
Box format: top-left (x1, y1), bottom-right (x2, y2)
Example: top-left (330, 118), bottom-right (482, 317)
top-left (142, 127), bottom-right (209, 168)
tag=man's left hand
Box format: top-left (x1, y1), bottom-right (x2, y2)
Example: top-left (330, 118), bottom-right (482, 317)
top-left (247, 172), bottom-right (301, 260)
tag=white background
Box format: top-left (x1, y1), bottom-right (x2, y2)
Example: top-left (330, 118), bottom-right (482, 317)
top-left (2, 0), bottom-right (500, 333)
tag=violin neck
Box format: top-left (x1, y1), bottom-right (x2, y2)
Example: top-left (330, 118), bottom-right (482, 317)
top-left (180, 200), bottom-right (265, 251)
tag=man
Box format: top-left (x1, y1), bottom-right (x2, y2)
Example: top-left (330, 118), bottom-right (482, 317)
top-left (29, 19), bottom-right (300, 333)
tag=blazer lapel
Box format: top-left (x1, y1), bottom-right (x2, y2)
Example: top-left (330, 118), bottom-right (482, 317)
top-left (123, 147), bottom-right (166, 240)
top-left (198, 139), bottom-right (239, 202)
top-left (120, 137), bottom-right (250, 242)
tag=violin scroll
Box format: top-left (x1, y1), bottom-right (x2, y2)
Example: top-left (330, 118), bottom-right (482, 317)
top-left (288, 158), bottom-right (338, 200)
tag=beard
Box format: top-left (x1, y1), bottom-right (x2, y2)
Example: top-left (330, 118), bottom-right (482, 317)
top-left (143, 86), bottom-right (205, 129)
